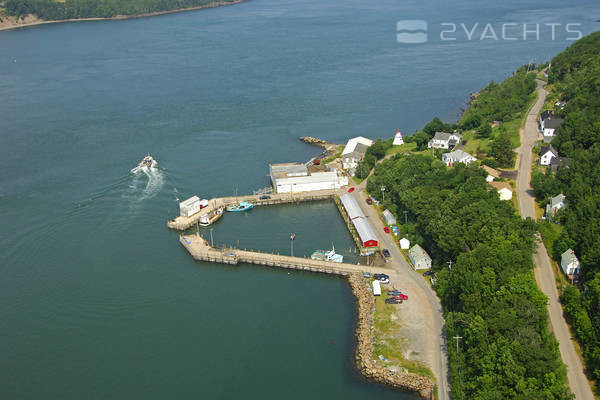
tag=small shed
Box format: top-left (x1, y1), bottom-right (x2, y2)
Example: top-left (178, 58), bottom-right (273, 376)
top-left (399, 238), bottom-right (410, 250)
top-left (382, 210), bottom-right (397, 226)
top-left (179, 196), bottom-right (201, 217)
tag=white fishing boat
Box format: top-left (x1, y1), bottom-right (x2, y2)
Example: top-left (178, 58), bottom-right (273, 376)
top-left (130, 155), bottom-right (157, 173)
top-left (199, 207), bottom-right (224, 226)
top-left (311, 244), bottom-right (343, 263)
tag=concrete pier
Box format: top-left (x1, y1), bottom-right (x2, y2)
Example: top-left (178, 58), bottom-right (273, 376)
top-left (179, 234), bottom-right (391, 276)
top-left (168, 189), bottom-right (338, 231)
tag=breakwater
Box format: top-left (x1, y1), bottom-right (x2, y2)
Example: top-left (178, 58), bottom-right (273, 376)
top-left (348, 274), bottom-right (435, 399)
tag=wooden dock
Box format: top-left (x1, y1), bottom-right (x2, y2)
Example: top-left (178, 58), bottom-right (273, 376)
top-left (168, 189), bottom-right (339, 231)
top-left (179, 234), bottom-right (391, 276)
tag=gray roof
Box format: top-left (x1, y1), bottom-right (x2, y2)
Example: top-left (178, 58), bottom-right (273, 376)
top-left (382, 210), bottom-right (397, 225)
top-left (550, 193), bottom-right (566, 208)
top-left (443, 149), bottom-right (476, 163)
top-left (343, 143), bottom-right (369, 160)
top-left (541, 110), bottom-right (553, 121)
top-left (551, 157), bottom-right (571, 172)
top-left (339, 194), bottom-right (378, 246)
top-left (408, 244), bottom-right (431, 263)
top-left (432, 132), bottom-right (460, 141)
top-left (561, 248), bottom-right (578, 265)
top-left (540, 145), bottom-right (558, 157)
top-left (545, 119), bottom-right (564, 130)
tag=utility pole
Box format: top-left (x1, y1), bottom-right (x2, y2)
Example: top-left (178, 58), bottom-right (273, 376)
top-left (453, 335), bottom-right (462, 353)
top-left (447, 260), bottom-right (453, 270)
top-left (380, 185), bottom-right (386, 202)
top-left (290, 233), bottom-right (296, 257)
top-left (403, 210), bottom-right (408, 224)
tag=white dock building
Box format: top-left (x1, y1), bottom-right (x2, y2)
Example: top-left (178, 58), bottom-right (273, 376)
top-left (269, 163), bottom-right (348, 194)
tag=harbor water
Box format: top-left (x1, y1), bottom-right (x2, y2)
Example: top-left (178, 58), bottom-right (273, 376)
top-left (1, 0), bottom-right (599, 398)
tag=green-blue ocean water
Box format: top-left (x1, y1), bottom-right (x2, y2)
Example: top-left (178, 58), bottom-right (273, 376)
top-left (1, 0), bottom-right (599, 398)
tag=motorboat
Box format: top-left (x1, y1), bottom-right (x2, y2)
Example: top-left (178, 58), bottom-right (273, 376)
top-left (199, 207), bottom-right (224, 226)
top-left (131, 154), bottom-right (157, 173)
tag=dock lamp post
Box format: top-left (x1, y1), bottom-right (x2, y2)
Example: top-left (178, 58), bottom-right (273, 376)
top-left (290, 233), bottom-right (296, 257)
top-left (380, 185), bottom-right (386, 202)
top-left (210, 228), bottom-right (214, 247)
top-left (403, 210), bottom-right (408, 224)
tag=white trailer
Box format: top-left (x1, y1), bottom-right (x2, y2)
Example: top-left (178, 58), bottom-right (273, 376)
top-left (179, 196), bottom-right (201, 217)
top-left (199, 199), bottom-right (209, 209)
top-left (372, 280), bottom-right (381, 296)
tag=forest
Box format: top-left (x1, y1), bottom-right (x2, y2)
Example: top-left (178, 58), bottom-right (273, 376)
top-left (366, 155), bottom-right (571, 399)
top-left (3, 0), bottom-right (235, 20)
top-left (530, 31), bottom-right (600, 386)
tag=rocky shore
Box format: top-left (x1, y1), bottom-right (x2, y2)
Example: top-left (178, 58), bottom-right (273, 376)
top-left (347, 274), bottom-right (435, 399)
top-left (299, 136), bottom-right (333, 149)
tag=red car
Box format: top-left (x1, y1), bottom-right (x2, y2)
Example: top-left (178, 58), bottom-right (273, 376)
top-left (392, 294), bottom-right (408, 300)
top-left (348, 187), bottom-right (355, 192)
top-left (384, 226), bottom-right (390, 233)
top-left (366, 198), bottom-right (373, 205)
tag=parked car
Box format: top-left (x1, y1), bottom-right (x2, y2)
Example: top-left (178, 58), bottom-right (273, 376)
top-left (366, 198), bottom-right (373, 205)
top-left (259, 195), bottom-right (271, 200)
top-left (382, 249), bottom-right (391, 259)
top-left (313, 159), bottom-right (321, 165)
top-left (424, 270), bottom-right (435, 276)
top-left (378, 277), bottom-right (390, 284)
top-left (387, 290), bottom-right (403, 296)
top-left (385, 298), bottom-right (403, 304)
top-left (348, 187), bottom-right (355, 193)
top-left (363, 272), bottom-right (371, 278)
top-left (374, 273), bottom-right (389, 280)
top-left (391, 294), bottom-right (408, 300)
top-left (384, 226), bottom-right (390, 234)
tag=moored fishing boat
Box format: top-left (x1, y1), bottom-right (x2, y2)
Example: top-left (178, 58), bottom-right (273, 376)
top-left (199, 207), bottom-right (224, 226)
top-left (226, 201), bottom-right (254, 212)
top-left (311, 245), bottom-right (343, 263)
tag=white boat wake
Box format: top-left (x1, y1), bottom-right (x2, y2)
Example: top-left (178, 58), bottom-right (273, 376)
top-left (124, 166), bottom-right (165, 201)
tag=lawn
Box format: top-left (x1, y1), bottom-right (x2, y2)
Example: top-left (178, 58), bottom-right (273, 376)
top-left (385, 142), bottom-right (417, 157)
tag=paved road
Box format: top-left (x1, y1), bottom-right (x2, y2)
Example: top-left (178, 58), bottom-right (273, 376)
top-left (350, 189), bottom-right (450, 400)
top-left (517, 80), bottom-right (594, 400)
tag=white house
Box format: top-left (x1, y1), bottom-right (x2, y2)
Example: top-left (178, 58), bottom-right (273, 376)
top-left (270, 163), bottom-right (348, 193)
top-left (428, 132), bottom-right (462, 149)
top-left (561, 248), bottom-right (580, 276)
top-left (539, 145), bottom-right (558, 166)
top-left (543, 118), bottom-right (564, 138)
top-left (489, 181), bottom-right (513, 201)
top-left (482, 165), bottom-right (500, 182)
top-left (399, 237), bottom-right (410, 250)
top-left (442, 149), bottom-right (477, 167)
top-left (546, 193), bottom-right (566, 219)
top-left (393, 130), bottom-right (404, 146)
top-left (408, 244), bottom-right (432, 270)
top-left (341, 136), bottom-right (373, 173)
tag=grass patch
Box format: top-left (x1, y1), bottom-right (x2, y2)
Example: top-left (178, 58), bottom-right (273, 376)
top-left (538, 221), bottom-right (563, 260)
top-left (385, 142), bottom-right (417, 156)
top-left (372, 291), bottom-right (435, 379)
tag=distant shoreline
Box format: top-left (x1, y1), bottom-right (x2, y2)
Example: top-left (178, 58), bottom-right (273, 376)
top-left (0, 0), bottom-right (245, 32)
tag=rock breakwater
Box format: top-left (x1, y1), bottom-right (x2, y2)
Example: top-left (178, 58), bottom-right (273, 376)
top-left (347, 274), bottom-right (435, 399)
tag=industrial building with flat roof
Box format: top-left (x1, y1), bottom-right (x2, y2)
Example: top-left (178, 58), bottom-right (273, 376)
top-left (339, 193), bottom-right (378, 248)
top-left (269, 162), bottom-right (348, 193)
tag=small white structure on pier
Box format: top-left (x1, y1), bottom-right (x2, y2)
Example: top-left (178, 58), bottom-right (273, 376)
top-left (399, 237), bottom-right (410, 250)
top-left (393, 130), bottom-right (404, 146)
top-left (179, 196), bottom-right (201, 217)
top-left (269, 163), bottom-right (348, 194)
top-left (372, 280), bottom-right (382, 296)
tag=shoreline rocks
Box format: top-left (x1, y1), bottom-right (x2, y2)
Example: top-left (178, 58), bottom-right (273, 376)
top-left (347, 274), bottom-right (435, 399)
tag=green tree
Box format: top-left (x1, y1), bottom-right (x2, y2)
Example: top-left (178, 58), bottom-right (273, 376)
top-left (490, 132), bottom-right (515, 167)
top-left (412, 131), bottom-right (430, 151)
top-left (477, 123), bottom-right (492, 138)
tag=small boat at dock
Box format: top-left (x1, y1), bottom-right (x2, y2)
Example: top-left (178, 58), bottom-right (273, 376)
top-left (311, 245), bottom-right (343, 263)
top-left (226, 201), bottom-right (254, 212)
top-left (199, 207), bottom-right (224, 226)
